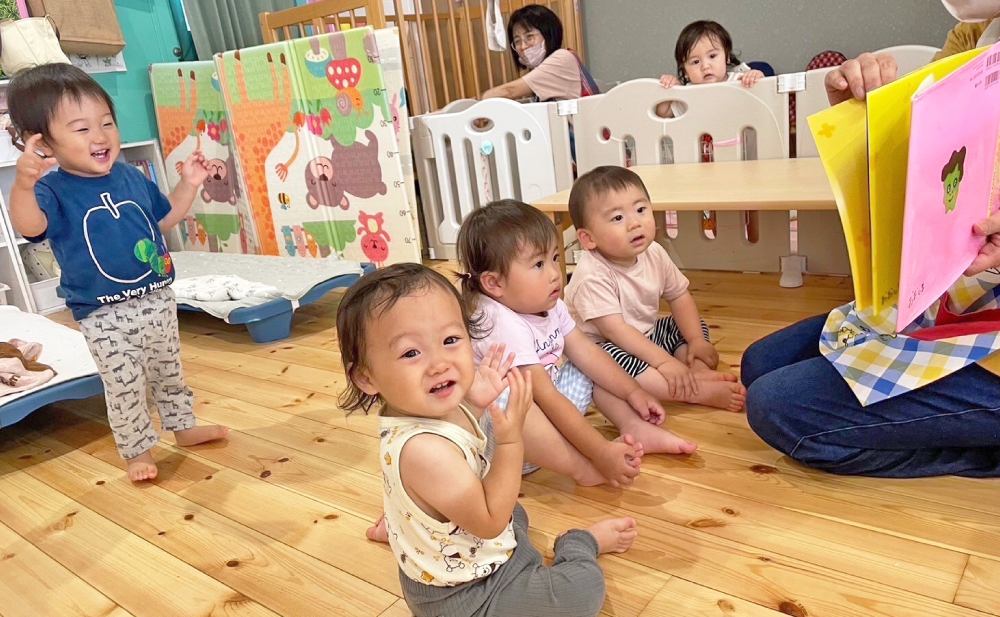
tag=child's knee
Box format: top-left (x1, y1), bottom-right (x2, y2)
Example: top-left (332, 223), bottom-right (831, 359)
top-left (571, 564), bottom-right (606, 617)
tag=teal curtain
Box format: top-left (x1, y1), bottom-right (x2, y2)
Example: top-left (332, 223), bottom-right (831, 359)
top-left (183, 0), bottom-right (295, 60)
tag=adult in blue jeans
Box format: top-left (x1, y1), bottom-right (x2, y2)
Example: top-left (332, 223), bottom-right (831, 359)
top-left (744, 20), bottom-right (1000, 478)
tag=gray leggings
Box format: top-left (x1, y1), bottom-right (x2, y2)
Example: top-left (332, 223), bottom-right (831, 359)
top-left (400, 504), bottom-right (606, 617)
top-left (78, 289), bottom-right (195, 459)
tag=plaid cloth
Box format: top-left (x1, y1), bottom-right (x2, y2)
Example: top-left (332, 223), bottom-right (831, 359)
top-left (820, 270), bottom-right (1000, 406)
top-left (568, 49), bottom-right (601, 97)
top-left (480, 360), bottom-right (593, 474)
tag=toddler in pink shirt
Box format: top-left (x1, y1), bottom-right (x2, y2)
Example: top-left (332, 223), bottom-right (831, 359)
top-left (458, 200), bottom-right (698, 488)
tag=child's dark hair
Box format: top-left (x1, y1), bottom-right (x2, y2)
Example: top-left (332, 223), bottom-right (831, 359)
top-left (675, 20), bottom-right (740, 85)
top-left (337, 263), bottom-right (480, 412)
top-left (508, 4), bottom-right (563, 70)
top-left (7, 63), bottom-right (117, 143)
top-left (457, 199), bottom-right (558, 302)
top-left (569, 166), bottom-right (651, 229)
top-left (942, 146), bottom-right (967, 181)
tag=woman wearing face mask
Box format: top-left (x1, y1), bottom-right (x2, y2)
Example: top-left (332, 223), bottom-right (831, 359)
top-left (481, 4), bottom-right (600, 102)
top-left (741, 0), bottom-right (1000, 479)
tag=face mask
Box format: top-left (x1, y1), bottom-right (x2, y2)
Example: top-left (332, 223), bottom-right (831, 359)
top-left (519, 42), bottom-right (547, 69)
top-left (940, 0), bottom-right (1000, 22)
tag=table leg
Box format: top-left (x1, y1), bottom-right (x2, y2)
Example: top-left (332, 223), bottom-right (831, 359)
top-left (546, 212), bottom-right (569, 290)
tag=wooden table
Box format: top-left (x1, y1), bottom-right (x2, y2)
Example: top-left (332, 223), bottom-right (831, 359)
top-left (532, 158), bottom-right (838, 284)
top-left (533, 158), bottom-right (836, 213)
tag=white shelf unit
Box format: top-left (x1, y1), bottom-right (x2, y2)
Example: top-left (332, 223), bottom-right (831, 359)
top-left (0, 139), bottom-right (170, 315)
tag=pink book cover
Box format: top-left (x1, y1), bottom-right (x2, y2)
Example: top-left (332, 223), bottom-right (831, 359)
top-left (897, 42), bottom-right (1000, 330)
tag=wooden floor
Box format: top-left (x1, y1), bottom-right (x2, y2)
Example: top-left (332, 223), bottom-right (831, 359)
top-left (2, 267), bottom-right (999, 617)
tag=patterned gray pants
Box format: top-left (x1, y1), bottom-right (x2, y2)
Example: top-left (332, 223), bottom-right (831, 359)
top-left (78, 288), bottom-right (195, 459)
top-left (401, 504), bottom-right (606, 617)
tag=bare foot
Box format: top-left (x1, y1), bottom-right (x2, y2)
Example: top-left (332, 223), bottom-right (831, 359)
top-left (571, 464), bottom-right (610, 487)
top-left (174, 425), bottom-right (230, 447)
top-left (692, 368), bottom-right (738, 383)
top-left (622, 421), bottom-right (697, 455)
top-left (614, 433), bottom-right (645, 466)
top-left (366, 514), bottom-right (389, 543)
top-left (687, 381), bottom-right (746, 412)
top-left (126, 450), bottom-right (158, 482)
top-left (584, 517), bottom-right (637, 554)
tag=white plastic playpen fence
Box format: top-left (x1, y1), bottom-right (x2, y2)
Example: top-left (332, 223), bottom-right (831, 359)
top-left (412, 44), bottom-right (939, 274)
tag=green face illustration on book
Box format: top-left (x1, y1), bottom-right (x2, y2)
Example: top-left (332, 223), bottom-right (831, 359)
top-left (808, 44), bottom-right (1000, 332)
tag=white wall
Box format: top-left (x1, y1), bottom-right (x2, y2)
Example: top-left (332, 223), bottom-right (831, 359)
top-left (581, 0), bottom-right (957, 81)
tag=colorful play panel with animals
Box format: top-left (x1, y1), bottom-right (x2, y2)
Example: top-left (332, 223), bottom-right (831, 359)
top-left (151, 27), bottom-right (419, 267)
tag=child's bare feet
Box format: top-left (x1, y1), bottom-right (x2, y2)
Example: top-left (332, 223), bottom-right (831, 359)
top-left (126, 450), bottom-right (158, 482)
top-left (366, 514), bottom-right (389, 543)
top-left (687, 381), bottom-right (746, 412)
top-left (615, 433), bottom-right (645, 465)
top-left (585, 517), bottom-right (637, 554)
top-left (571, 464), bottom-right (610, 487)
top-left (174, 425), bottom-right (230, 447)
top-left (692, 368), bottom-right (739, 383)
top-left (622, 420), bottom-right (697, 455)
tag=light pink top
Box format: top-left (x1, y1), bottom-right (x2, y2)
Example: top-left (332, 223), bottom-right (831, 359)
top-left (473, 294), bottom-right (576, 373)
top-left (565, 243), bottom-right (690, 343)
top-left (521, 49), bottom-right (582, 101)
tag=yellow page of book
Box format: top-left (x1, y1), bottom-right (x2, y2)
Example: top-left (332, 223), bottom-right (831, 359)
top-left (867, 47), bottom-right (986, 313)
top-left (808, 100), bottom-right (872, 308)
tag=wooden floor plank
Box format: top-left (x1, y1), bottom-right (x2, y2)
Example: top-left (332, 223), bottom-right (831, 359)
top-left (377, 599), bottom-right (412, 617)
top-left (10, 268), bottom-right (996, 616)
top-left (525, 468), bottom-right (966, 602)
top-left (954, 556), bottom-right (1000, 615)
top-left (517, 482), bottom-right (986, 617)
top-left (0, 439), bottom-right (398, 617)
top-left (626, 422), bottom-right (1000, 558)
top-left (0, 519), bottom-right (135, 617)
top-left (639, 577), bottom-right (789, 617)
top-left (633, 447), bottom-right (1000, 561)
top-left (0, 458), bottom-right (281, 617)
top-left (663, 415), bottom-right (1000, 518)
top-left (184, 367), bottom-right (376, 436)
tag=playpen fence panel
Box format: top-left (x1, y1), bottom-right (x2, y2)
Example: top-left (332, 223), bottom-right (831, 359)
top-left (416, 99), bottom-right (565, 252)
top-left (574, 77), bottom-right (789, 174)
top-left (571, 78), bottom-right (790, 271)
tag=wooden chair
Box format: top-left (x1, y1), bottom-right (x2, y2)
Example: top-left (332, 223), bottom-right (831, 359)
top-left (259, 0), bottom-right (386, 44)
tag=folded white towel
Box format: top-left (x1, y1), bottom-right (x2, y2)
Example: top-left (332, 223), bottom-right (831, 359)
top-left (173, 275), bottom-right (280, 303)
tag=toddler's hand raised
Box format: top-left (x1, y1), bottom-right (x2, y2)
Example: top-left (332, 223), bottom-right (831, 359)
top-left (659, 74), bottom-right (680, 89)
top-left (488, 368), bottom-right (532, 446)
top-left (740, 69), bottom-right (764, 88)
top-left (466, 343), bottom-right (516, 409)
top-left (179, 151), bottom-right (210, 188)
top-left (14, 134), bottom-right (57, 191)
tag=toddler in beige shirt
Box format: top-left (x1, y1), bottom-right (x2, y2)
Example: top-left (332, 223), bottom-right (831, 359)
top-left (564, 166), bottom-right (746, 412)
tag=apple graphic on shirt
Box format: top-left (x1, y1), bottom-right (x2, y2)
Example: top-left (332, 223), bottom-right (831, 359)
top-left (84, 192), bottom-right (160, 284)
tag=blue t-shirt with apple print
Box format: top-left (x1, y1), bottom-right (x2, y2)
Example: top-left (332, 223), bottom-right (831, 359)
top-left (29, 162), bottom-right (175, 320)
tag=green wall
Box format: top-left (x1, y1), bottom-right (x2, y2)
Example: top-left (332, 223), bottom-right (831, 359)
top-left (95, 0), bottom-right (182, 143)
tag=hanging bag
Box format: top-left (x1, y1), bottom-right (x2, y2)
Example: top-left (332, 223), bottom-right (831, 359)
top-left (26, 0), bottom-right (125, 57)
top-left (0, 15), bottom-right (70, 77)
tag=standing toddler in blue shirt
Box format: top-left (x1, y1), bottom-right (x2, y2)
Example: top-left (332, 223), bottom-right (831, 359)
top-left (7, 64), bottom-right (228, 482)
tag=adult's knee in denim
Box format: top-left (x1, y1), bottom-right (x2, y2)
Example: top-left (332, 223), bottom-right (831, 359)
top-left (745, 380), bottom-right (796, 456)
top-left (739, 342), bottom-right (767, 387)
